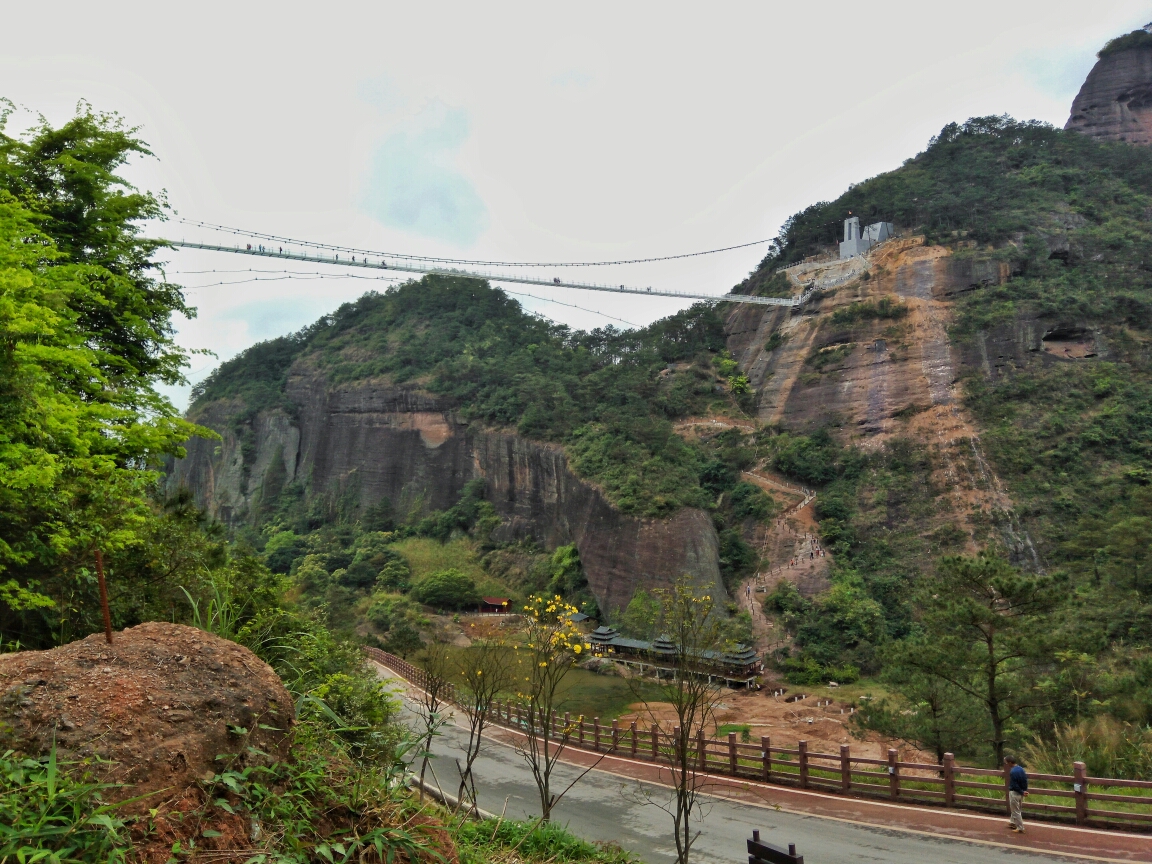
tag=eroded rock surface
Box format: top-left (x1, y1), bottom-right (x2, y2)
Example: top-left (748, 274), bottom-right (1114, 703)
top-left (0, 623), bottom-right (293, 804)
top-left (170, 371), bottom-right (726, 614)
top-left (1066, 42), bottom-right (1152, 145)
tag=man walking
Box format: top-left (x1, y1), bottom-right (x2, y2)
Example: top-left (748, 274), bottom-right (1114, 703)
top-left (1005, 755), bottom-right (1029, 833)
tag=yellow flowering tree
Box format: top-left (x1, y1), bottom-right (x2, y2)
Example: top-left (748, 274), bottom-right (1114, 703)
top-left (516, 594), bottom-right (591, 821)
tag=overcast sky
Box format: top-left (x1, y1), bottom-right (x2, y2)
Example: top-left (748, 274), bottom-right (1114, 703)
top-left (4, 1), bottom-right (1150, 408)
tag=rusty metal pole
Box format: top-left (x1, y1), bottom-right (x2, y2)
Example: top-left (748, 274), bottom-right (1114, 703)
top-left (95, 549), bottom-right (112, 644)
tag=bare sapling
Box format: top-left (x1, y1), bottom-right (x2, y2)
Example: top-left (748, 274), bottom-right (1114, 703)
top-left (515, 594), bottom-right (599, 822)
top-left (414, 639), bottom-right (453, 801)
top-left (627, 578), bottom-right (730, 864)
top-left (455, 635), bottom-right (513, 814)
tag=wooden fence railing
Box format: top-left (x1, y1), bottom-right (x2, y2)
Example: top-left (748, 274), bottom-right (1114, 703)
top-left (364, 646), bottom-right (1152, 831)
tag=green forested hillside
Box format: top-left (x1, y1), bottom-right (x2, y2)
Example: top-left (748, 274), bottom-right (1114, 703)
top-left (748, 117), bottom-right (1152, 768)
top-left (194, 279), bottom-right (741, 516)
top-left (9, 103), bottom-right (1152, 779)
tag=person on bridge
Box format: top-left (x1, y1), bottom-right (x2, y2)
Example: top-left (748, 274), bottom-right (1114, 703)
top-left (1005, 756), bottom-right (1028, 833)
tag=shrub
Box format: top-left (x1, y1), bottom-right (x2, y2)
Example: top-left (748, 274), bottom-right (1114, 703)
top-left (829, 296), bottom-right (908, 327)
top-left (411, 569), bottom-right (481, 609)
top-left (779, 656), bottom-right (860, 686)
top-left (730, 481), bottom-right (776, 522)
top-left (264, 530), bottom-right (304, 573)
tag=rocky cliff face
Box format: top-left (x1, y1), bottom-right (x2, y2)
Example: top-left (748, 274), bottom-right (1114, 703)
top-left (726, 239), bottom-right (1054, 569)
top-left (1066, 42), bottom-right (1152, 145)
top-left (169, 367), bottom-right (724, 614)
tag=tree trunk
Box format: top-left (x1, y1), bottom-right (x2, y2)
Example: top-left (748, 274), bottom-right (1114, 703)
top-left (986, 633), bottom-right (1005, 764)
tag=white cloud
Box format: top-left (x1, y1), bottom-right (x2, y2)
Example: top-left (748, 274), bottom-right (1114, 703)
top-left (360, 101), bottom-right (489, 245)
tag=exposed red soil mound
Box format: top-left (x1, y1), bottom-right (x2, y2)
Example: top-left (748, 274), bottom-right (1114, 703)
top-left (0, 622), bottom-right (293, 807)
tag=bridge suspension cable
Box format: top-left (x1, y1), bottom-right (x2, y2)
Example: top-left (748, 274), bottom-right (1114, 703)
top-left (173, 268), bottom-right (639, 327)
top-left (174, 218), bottom-right (773, 268)
top-left (166, 240), bottom-right (810, 308)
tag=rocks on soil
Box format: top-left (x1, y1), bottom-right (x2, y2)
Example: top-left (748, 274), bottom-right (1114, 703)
top-left (0, 622), bottom-right (293, 806)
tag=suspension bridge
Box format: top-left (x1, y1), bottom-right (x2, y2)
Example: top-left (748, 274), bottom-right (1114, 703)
top-left (167, 239), bottom-right (816, 308)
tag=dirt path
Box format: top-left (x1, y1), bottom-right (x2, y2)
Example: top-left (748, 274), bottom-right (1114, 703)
top-left (740, 466), bottom-right (832, 611)
top-left (672, 415), bottom-right (758, 435)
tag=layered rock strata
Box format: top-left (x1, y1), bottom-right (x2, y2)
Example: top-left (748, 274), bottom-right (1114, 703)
top-left (170, 369), bottom-right (724, 614)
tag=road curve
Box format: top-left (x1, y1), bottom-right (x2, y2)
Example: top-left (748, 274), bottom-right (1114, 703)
top-left (376, 669), bottom-right (1129, 864)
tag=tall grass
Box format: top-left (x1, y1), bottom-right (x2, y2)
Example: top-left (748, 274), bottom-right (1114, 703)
top-left (1023, 717), bottom-right (1152, 780)
top-left (181, 579), bottom-right (245, 640)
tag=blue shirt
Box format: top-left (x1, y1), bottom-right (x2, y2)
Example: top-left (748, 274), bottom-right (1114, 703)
top-left (1009, 764), bottom-right (1028, 793)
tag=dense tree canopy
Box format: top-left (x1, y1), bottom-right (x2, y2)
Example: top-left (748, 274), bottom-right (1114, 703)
top-left (0, 105), bottom-right (202, 646)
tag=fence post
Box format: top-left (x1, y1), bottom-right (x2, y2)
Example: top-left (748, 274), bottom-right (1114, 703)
top-left (1074, 761), bottom-right (1088, 825)
top-left (552, 710), bottom-right (559, 738)
top-left (594, 717), bottom-right (601, 752)
top-left (673, 726), bottom-right (681, 768)
top-left (631, 721), bottom-right (638, 758)
top-left (612, 719), bottom-right (620, 753)
top-left (698, 728), bottom-right (707, 772)
top-left (799, 740), bottom-right (809, 788)
top-left (943, 753), bottom-right (955, 806)
top-left (888, 748), bottom-right (899, 799)
top-left (564, 711), bottom-right (571, 741)
top-left (1003, 759), bottom-right (1012, 816)
top-left (579, 717), bottom-right (585, 747)
top-left (729, 732), bottom-right (738, 775)
top-left (652, 724), bottom-right (659, 761)
top-left (762, 735), bottom-right (771, 782)
top-left (840, 744), bottom-right (850, 793)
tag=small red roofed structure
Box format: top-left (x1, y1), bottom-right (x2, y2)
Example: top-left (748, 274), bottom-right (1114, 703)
top-left (479, 596), bottom-right (510, 614)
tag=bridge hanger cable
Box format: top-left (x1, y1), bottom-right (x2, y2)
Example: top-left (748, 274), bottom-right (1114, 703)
top-left (165, 240), bottom-right (810, 307)
top-left (174, 269), bottom-right (638, 327)
top-left (171, 217), bottom-right (772, 268)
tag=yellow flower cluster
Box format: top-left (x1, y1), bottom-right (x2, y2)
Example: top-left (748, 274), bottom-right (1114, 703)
top-left (520, 593), bottom-right (592, 658)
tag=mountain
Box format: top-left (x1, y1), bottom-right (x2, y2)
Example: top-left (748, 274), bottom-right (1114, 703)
top-left (1066, 27), bottom-right (1152, 145)
top-left (169, 285), bottom-right (744, 615)
top-left (173, 107), bottom-right (1152, 738)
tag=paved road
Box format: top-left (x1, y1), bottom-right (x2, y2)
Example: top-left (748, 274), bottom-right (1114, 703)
top-left (397, 698), bottom-right (1076, 864)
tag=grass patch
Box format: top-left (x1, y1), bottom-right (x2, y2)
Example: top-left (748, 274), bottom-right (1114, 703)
top-left (424, 646), bottom-right (667, 721)
top-left (455, 816), bottom-right (638, 864)
top-left (716, 723), bottom-right (752, 742)
top-left (391, 538), bottom-right (509, 598)
top-left (554, 668), bottom-right (666, 721)
top-left (829, 296), bottom-right (908, 327)
top-left (0, 748), bottom-right (128, 862)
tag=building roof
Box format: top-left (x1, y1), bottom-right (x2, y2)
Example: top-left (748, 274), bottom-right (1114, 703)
top-left (589, 632), bottom-right (759, 673)
top-left (569, 612), bottom-right (591, 623)
top-left (481, 597), bottom-right (509, 606)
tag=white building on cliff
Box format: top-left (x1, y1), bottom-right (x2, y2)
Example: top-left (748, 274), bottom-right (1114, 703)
top-left (840, 216), bottom-right (894, 259)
